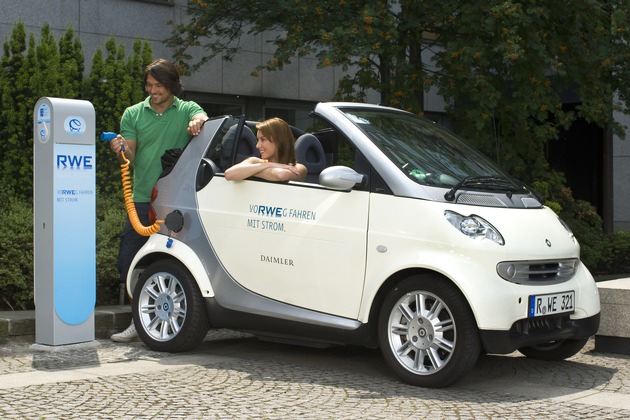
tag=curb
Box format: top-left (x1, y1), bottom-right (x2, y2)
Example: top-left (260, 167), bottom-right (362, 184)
top-left (0, 306), bottom-right (132, 342)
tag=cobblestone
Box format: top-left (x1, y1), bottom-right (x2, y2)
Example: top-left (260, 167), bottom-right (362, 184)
top-left (0, 331), bottom-right (628, 418)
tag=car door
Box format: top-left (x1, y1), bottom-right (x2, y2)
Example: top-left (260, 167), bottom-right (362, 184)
top-left (196, 178), bottom-right (369, 319)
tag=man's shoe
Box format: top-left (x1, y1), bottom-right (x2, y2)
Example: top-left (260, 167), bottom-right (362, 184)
top-left (111, 322), bottom-right (139, 343)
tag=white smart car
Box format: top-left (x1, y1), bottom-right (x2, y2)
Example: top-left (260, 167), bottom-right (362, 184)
top-left (127, 102), bottom-right (600, 387)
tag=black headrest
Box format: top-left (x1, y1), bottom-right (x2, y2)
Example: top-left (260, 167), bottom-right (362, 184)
top-left (235, 126), bottom-right (260, 163)
top-left (295, 133), bottom-right (326, 174)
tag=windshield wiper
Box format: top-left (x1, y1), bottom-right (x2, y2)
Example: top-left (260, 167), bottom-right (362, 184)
top-left (444, 176), bottom-right (520, 201)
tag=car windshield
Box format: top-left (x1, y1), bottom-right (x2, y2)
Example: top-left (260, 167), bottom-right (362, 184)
top-left (337, 107), bottom-right (519, 190)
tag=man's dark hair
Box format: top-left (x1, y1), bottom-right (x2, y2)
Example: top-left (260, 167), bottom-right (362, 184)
top-left (144, 58), bottom-right (183, 96)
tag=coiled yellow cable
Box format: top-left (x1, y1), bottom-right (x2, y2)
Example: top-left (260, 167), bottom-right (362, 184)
top-left (120, 151), bottom-right (164, 236)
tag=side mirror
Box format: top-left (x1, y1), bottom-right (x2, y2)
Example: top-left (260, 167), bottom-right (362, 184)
top-left (319, 166), bottom-right (366, 190)
top-left (196, 158), bottom-right (218, 191)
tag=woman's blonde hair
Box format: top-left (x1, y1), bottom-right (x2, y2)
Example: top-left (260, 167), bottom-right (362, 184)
top-left (256, 118), bottom-right (296, 164)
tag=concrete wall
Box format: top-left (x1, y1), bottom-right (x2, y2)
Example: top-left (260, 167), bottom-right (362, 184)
top-left (0, 0), bottom-right (181, 69)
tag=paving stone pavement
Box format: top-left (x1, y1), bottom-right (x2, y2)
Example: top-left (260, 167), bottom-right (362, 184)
top-left (0, 330), bottom-right (629, 419)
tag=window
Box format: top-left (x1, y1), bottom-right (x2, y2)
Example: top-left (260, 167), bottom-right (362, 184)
top-left (264, 103), bottom-right (316, 132)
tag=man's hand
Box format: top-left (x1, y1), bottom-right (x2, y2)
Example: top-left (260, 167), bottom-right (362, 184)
top-left (110, 135), bottom-right (128, 155)
top-left (187, 114), bottom-right (209, 136)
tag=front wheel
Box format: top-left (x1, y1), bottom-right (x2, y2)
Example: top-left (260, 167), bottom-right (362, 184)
top-left (518, 338), bottom-right (588, 360)
top-left (132, 260), bottom-right (209, 352)
top-left (378, 275), bottom-right (481, 388)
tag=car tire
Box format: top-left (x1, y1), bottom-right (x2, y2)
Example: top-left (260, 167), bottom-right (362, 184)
top-left (132, 260), bottom-right (209, 352)
top-left (378, 274), bottom-right (481, 388)
top-left (518, 338), bottom-right (588, 361)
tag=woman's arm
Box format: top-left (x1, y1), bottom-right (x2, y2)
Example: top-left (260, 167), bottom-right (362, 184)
top-left (224, 157), bottom-right (268, 180)
top-left (225, 158), bottom-right (307, 182)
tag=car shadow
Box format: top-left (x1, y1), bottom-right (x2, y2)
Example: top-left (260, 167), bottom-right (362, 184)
top-left (156, 331), bottom-right (620, 404)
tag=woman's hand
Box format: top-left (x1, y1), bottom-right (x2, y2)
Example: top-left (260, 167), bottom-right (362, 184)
top-left (265, 162), bottom-right (306, 181)
top-left (269, 162), bottom-right (300, 175)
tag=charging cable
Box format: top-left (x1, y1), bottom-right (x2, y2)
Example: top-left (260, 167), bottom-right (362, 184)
top-left (100, 132), bottom-right (164, 236)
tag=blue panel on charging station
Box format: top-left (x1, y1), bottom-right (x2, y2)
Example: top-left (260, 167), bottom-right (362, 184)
top-left (53, 142), bottom-right (96, 325)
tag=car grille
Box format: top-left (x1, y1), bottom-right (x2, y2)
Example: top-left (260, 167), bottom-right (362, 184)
top-left (496, 259), bottom-right (578, 285)
top-left (456, 193), bottom-right (542, 208)
top-left (457, 193), bottom-right (506, 207)
top-left (512, 315), bottom-right (570, 335)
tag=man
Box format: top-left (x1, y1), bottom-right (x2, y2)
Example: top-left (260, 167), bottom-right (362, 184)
top-left (109, 58), bottom-right (208, 342)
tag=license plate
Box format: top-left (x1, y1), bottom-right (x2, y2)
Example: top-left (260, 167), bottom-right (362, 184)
top-left (528, 291), bottom-right (575, 318)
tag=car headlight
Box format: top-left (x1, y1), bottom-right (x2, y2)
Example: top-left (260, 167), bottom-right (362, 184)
top-left (444, 210), bottom-right (505, 245)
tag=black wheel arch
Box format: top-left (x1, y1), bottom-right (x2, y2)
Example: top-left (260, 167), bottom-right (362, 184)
top-left (128, 251), bottom-right (178, 297)
top-left (366, 268), bottom-right (480, 347)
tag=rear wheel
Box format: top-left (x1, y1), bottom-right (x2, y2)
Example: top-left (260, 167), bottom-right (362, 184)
top-left (378, 275), bottom-right (481, 388)
top-left (518, 338), bottom-right (588, 360)
top-left (132, 260), bottom-right (209, 352)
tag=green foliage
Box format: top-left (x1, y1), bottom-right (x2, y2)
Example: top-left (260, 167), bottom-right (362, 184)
top-left (58, 27), bottom-right (84, 98)
top-left (0, 21), bottom-right (36, 198)
top-left (166, 0), bottom-right (630, 278)
top-left (0, 187), bottom-right (34, 310)
top-left (167, 0), bottom-right (430, 109)
top-left (0, 21), bottom-right (153, 309)
top-left (530, 170), bottom-right (630, 275)
top-left (95, 191), bottom-right (127, 305)
top-left (169, 2), bottom-right (630, 126)
top-left (84, 38), bottom-right (152, 195)
top-left (594, 231), bottom-right (630, 275)
top-left (169, 1), bottom-right (630, 182)
top-left (0, 21), bottom-right (152, 200)
top-left (0, 188), bottom-right (127, 311)
top-left (429, 0), bottom-right (630, 182)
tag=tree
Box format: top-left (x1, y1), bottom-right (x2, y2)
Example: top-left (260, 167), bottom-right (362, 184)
top-left (0, 23), bottom-right (88, 199)
top-left (59, 27), bottom-right (85, 99)
top-left (0, 22), bottom-right (154, 308)
top-left (0, 21), bottom-right (23, 190)
top-left (166, 0), bottom-right (630, 184)
top-left (167, 0), bottom-right (435, 110)
top-left (84, 37), bottom-right (152, 195)
top-left (0, 21), bottom-right (152, 199)
top-left (0, 21), bottom-right (36, 198)
top-left (427, 1), bottom-right (630, 183)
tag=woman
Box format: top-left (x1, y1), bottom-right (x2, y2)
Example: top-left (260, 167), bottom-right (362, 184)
top-left (225, 117), bottom-right (307, 182)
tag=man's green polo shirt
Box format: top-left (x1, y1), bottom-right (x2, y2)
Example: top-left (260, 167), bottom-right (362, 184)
top-left (120, 96), bottom-right (204, 202)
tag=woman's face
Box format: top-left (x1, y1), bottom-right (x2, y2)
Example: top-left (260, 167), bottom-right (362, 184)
top-left (256, 131), bottom-right (278, 161)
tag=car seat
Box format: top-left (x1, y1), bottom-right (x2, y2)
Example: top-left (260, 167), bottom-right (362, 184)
top-left (235, 125), bottom-right (260, 163)
top-left (295, 133), bottom-right (327, 183)
top-left (220, 125), bottom-right (261, 170)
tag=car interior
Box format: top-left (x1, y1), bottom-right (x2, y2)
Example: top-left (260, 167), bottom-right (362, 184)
top-left (194, 117), bottom-right (384, 193)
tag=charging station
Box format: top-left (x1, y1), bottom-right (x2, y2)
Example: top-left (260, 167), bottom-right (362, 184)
top-left (33, 97), bottom-right (96, 346)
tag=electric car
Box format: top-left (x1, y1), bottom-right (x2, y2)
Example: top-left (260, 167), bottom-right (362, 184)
top-left (126, 102), bottom-right (600, 388)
